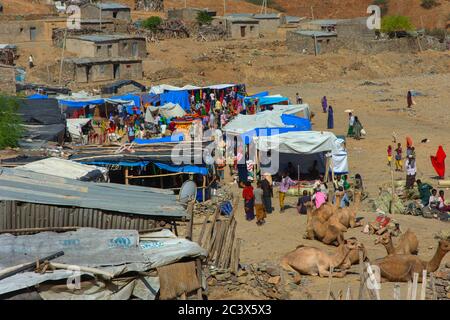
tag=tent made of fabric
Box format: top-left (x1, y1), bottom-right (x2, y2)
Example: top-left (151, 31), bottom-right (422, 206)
top-left (150, 84), bottom-right (237, 95)
top-left (17, 157), bottom-right (108, 181)
top-left (244, 94), bottom-right (289, 106)
top-left (160, 90), bottom-right (190, 111)
top-left (110, 93), bottom-right (141, 108)
top-left (154, 162), bottom-right (208, 175)
top-left (224, 106), bottom-right (312, 135)
top-left (273, 104), bottom-right (311, 120)
top-left (256, 131), bottom-right (347, 175)
top-left (67, 118), bottom-right (91, 140)
top-left (59, 98), bottom-right (105, 108)
top-left (146, 103), bottom-right (186, 122)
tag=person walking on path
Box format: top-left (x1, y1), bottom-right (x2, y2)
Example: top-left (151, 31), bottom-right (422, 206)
top-left (405, 155), bottom-right (417, 189)
top-left (242, 181), bottom-right (255, 221)
top-left (279, 171), bottom-right (297, 212)
top-left (321, 96), bottom-right (328, 113)
top-left (261, 173), bottom-right (273, 214)
top-left (347, 112), bottom-right (355, 137)
top-left (327, 105), bottom-right (334, 129)
top-left (254, 181), bottom-right (267, 226)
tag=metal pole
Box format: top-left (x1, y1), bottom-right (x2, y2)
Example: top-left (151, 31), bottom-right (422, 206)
top-left (313, 34), bottom-right (318, 56)
top-left (58, 28), bottom-right (67, 86)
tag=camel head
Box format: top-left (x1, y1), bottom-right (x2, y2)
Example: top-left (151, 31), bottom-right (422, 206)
top-left (374, 232), bottom-right (391, 245)
top-left (345, 237), bottom-right (363, 250)
top-left (438, 239), bottom-right (450, 252)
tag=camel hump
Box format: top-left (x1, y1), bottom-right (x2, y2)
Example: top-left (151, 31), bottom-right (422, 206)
top-left (296, 244), bottom-right (305, 249)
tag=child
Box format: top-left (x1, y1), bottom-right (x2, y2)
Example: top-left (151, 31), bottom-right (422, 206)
top-left (387, 145), bottom-right (392, 167)
top-left (395, 143), bottom-right (403, 171)
top-left (254, 181), bottom-right (266, 226)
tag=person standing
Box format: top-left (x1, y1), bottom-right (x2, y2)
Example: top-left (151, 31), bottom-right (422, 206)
top-left (261, 173), bottom-right (273, 214)
top-left (254, 181), bottom-right (266, 226)
top-left (327, 105), bottom-right (334, 129)
top-left (387, 145), bottom-right (393, 167)
top-left (405, 155), bottom-right (416, 189)
top-left (347, 112), bottom-right (355, 137)
top-left (297, 190), bottom-right (311, 215)
top-left (407, 90), bottom-right (414, 108)
top-left (242, 181), bottom-right (255, 221)
top-left (353, 116), bottom-right (363, 140)
top-left (395, 143), bottom-right (403, 171)
top-left (321, 96), bottom-right (328, 113)
top-left (296, 92), bottom-right (303, 104)
top-left (279, 171), bottom-right (296, 212)
top-left (28, 55), bottom-right (34, 68)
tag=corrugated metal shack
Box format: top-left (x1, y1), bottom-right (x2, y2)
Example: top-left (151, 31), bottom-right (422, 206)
top-left (0, 168), bottom-right (187, 233)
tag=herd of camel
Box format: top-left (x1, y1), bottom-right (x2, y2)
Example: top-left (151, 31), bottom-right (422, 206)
top-left (280, 191), bottom-right (450, 283)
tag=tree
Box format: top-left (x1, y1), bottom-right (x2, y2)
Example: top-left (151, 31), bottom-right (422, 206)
top-left (141, 16), bottom-right (163, 31)
top-left (196, 11), bottom-right (213, 26)
top-left (381, 15), bottom-right (415, 33)
top-left (0, 95), bottom-right (23, 149)
top-left (421, 0), bottom-right (439, 9)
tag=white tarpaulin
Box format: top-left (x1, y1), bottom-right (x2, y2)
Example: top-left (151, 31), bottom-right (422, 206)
top-left (149, 84), bottom-right (236, 95)
top-left (272, 104), bottom-right (311, 120)
top-left (332, 138), bottom-right (349, 174)
top-left (146, 103), bottom-right (186, 123)
top-left (224, 110), bottom-right (287, 135)
top-left (256, 131), bottom-right (340, 154)
top-left (0, 228), bottom-right (207, 296)
top-left (67, 118), bottom-right (91, 140)
top-left (17, 157), bottom-right (108, 181)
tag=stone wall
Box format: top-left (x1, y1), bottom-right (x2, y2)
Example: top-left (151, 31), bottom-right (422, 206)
top-left (0, 65), bottom-right (16, 95)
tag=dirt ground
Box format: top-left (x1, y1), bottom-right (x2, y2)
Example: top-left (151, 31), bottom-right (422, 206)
top-left (205, 72), bottom-right (450, 300)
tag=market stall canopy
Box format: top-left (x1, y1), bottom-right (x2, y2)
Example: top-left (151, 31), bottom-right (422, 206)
top-left (149, 83), bottom-right (237, 95)
top-left (17, 157), bottom-right (108, 181)
top-left (67, 118), bottom-right (91, 140)
top-left (145, 102), bottom-right (186, 122)
top-left (255, 131), bottom-right (340, 154)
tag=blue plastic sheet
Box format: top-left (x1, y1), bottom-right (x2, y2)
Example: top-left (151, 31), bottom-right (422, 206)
top-left (27, 94), bottom-right (48, 99)
top-left (110, 94), bottom-right (141, 108)
top-left (134, 133), bottom-right (184, 145)
top-left (59, 99), bottom-right (105, 108)
top-left (79, 161), bottom-right (149, 168)
top-left (281, 114), bottom-right (312, 130)
top-left (154, 162), bottom-right (208, 175)
top-left (160, 91), bottom-right (190, 111)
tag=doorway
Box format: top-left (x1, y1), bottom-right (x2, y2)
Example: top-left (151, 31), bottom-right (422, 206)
top-left (132, 42), bottom-right (138, 57)
top-left (30, 27), bottom-right (37, 41)
top-left (240, 26), bottom-right (246, 38)
top-left (85, 65), bottom-right (92, 82)
top-left (113, 64), bottom-right (120, 79)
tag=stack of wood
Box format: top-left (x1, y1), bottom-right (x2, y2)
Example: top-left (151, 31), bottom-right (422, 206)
top-left (0, 47), bottom-right (17, 66)
top-left (136, 0), bottom-right (164, 11)
top-left (429, 266), bottom-right (450, 300)
top-left (196, 198), bottom-right (240, 272)
top-left (131, 19), bottom-right (190, 42)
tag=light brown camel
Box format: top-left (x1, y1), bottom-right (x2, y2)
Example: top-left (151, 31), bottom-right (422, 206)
top-left (280, 239), bottom-right (361, 278)
top-left (305, 208), bottom-right (346, 246)
top-left (341, 237), bottom-right (369, 269)
top-left (372, 240), bottom-right (450, 282)
top-left (334, 191), bottom-right (363, 229)
top-left (374, 229), bottom-right (419, 255)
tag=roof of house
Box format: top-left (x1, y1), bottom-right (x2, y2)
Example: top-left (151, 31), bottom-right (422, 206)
top-left (224, 16), bottom-right (259, 23)
top-left (68, 34), bottom-right (145, 43)
top-left (293, 30), bottom-right (337, 37)
top-left (92, 2), bottom-right (130, 10)
top-left (285, 16), bottom-right (304, 23)
top-left (308, 19), bottom-right (340, 26)
top-left (0, 168), bottom-right (187, 218)
top-left (253, 13), bottom-right (281, 19)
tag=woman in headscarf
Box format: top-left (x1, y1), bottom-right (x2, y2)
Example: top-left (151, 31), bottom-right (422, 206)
top-left (407, 90), bottom-right (414, 108)
top-left (242, 181), bottom-right (255, 221)
top-left (353, 116), bottom-right (363, 140)
top-left (327, 105), bottom-right (334, 129)
top-left (321, 96), bottom-right (328, 113)
top-left (431, 145), bottom-right (446, 179)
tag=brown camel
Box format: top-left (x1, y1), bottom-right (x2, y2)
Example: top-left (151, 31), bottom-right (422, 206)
top-left (334, 191), bottom-right (363, 229)
top-left (341, 237), bottom-right (369, 269)
top-left (305, 208), bottom-right (345, 246)
top-left (372, 240), bottom-right (450, 282)
top-left (280, 239), bottom-right (361, 278)
top-left (374, 229), bottom-right (419, 255)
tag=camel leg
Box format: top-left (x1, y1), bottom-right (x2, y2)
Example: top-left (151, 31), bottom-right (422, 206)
top-left (318, 267), bottom-right (347, 278)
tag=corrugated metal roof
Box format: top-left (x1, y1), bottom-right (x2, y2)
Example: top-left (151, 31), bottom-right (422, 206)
top-left (69, 34), bottom-right (145, 43)
top-left (293, 30), bottom-right (337, 37)
top-left (253, 13), bottom-right (280, 19)
top-left (0, 168), bottom-right (186, 218)
top-left (309, 19), bottom-right (340, 25)
top-left (95, 2), bottom-right (130, 10)
top-left (66, 57), bottom-right (142, 65)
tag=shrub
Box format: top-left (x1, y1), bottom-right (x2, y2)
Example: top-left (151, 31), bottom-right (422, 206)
top-left (141, 16), bottom-right (163, 31)
top-left (196, 11), bottom-right (213, 26)
top-left (0, 95), bottom-right (23, 149)
top-left (373, 0), bottom-right (389, 15)
top-left (421, 0), bottom-right (439, 9)
top-left (426, 28), bottom-right (446, 42)
top-left (381, 15), bottom-right (415, 33)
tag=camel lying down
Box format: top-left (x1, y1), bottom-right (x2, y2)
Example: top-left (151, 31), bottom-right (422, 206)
top-left (280, 239), bottom-right (362, 278)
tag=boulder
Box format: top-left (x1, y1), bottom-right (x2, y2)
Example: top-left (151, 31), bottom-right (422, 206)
top-left (237, 276), bottom-right (248, 284)
top-left (215, 272), bottom-right (231, 282)
top-left (208, 277), bottom-right (217, 286)
top-left (266, 266), bottom-right (280, 277)
top-left (267, 276), bottom-right (281, 285)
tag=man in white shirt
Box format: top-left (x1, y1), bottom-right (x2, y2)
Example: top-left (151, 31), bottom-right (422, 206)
top-left (405, 156), bottom-right (416, 189)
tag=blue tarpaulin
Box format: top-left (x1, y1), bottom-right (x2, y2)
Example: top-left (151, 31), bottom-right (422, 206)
top-left (154, 162), bottom-right (208, 175)
top-left (281, 114), bottom-right (312, 130)
top-left (239, 91), bottom-right (269, 101)
top-left (110, 94), bottom-right (141, 108)
top-left (134, 133), bottom-right (184, 145)
top-left (28, 94), bottom-right (48, 99)
top-left (258, 96), bottom-right (289, 106)
top-left (160, 91), bottom-right (190, 111)
top-left (142, 93), bottom-right (160, 106)
top-left (79, 161), bottom-right (150, 168)
top-left (59, 99), bottom-right (105, 108)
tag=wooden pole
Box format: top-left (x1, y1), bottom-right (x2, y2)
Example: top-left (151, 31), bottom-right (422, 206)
top-left (186, 201), bottom-right (194, 241)
top-left (430, 273), bottom-right (437, 300)
top-left (233, 238), bottom-right (241, 274)
top-left (124, 167), bottom-right (129, 185)
top-left (327, 266), bottom-right (333, 300)
top-left (310, 6), bottom-right (314, 20)
top-left (195, 259), bottom-right (203, 300)
top-left (202, 175), bottom-right (206, 202)
top-left (366, 263), bottom-right (380, 300)
top-left (313, 34), bottom-right (318, 56)
top-left (197, 213), bottom-right (210, 245)
top-left (58, 28), bottom-right (67, 86)
top-left (420, 270), bottom-right (427, 300)
top-left (358, 250), bottom-right (365, 300)
top-left (411, 272), bottom-right (419, 300)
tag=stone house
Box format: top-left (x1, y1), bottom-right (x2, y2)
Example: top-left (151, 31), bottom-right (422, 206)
top-left (64, 57), bottom-right (143, 83)
top-left (286, 30), bottom-right (337, 55)
top-left (80, 2), bottom-right (131, 21)
top-left (65, 34), bottom-right (147, 59)
top-left (213, 16), bottom-right (260, 39)
top-left (168, 8), bottom-right (216, 22)
top-left (0, 17), bottom-right (67, 43)
top-left (252, 13), bottom-right (283, 34)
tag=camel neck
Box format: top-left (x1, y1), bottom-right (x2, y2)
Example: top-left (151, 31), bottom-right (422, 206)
top-left (384, 238), bottom-right (395, 254)
top-left (426, 246), bottom-right (447, 272)
top-left (331, 245), bottom-right (349, 267)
